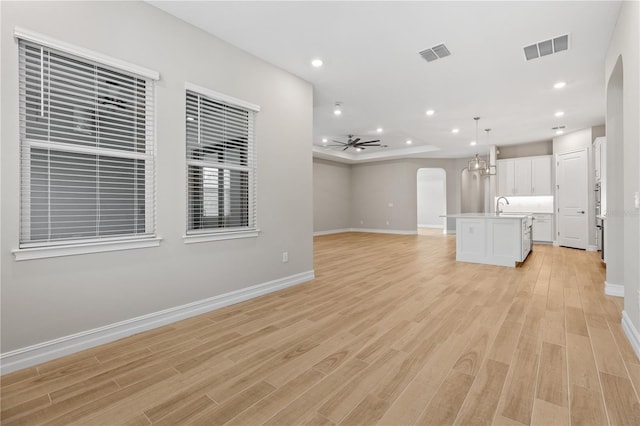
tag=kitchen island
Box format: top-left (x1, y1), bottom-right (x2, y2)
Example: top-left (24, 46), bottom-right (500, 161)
top-left (448, 213), bottom-right (532, 267)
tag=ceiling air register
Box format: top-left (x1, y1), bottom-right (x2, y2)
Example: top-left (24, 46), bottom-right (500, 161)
top-left (419, 43), bottom-right (451, 62)
top-left (523, 34), bottom-right (569, 61)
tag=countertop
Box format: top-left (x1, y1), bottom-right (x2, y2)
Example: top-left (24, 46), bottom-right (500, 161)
top-left (500, 211), bottom-right (554, 215)
top-left (445, 213), bottom-right (531, 219)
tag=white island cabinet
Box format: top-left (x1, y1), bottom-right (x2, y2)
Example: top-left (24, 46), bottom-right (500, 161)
top-left (450, 213), bottom-right (532, 267)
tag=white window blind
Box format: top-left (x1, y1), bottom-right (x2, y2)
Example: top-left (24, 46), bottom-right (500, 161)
top-left (186, 89), bottom-right (257, 234)
top-left (18, 39), bottom-right (156, 247)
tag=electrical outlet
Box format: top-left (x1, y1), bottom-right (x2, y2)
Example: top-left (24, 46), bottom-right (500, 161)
top-left (282, 252), bottom-right (288, 263)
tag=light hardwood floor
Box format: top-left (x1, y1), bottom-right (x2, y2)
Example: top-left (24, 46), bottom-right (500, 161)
top-left (2, 232), bottom-right (640, 425)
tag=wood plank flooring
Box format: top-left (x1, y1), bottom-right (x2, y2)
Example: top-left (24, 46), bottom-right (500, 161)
top-left (2, 232), bottom-right (640, 425)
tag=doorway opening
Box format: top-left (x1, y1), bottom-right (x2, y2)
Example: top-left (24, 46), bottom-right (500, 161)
top-left (417, 168), bottom-right (446, 235)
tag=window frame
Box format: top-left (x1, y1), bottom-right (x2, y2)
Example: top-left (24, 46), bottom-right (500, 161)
top-left (13, 29), bottom-right (161, 260)
top-left (183, 82), bottom-right (260, 244)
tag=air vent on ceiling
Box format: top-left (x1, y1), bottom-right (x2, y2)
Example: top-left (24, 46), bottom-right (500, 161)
top-left (419, 43), bottom-right (451, 62)
top-left (552, 125), bottom-right (566, 130)
top-left (523, 34), bottom-right (569, 61)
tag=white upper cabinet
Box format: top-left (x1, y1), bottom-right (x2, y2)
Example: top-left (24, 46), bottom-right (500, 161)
top-left (594, 137), bottom-right (606, 183)
top-left (531, 156), bottom-right (552, 195)
top-left (514, 158), bottom-right (532, 194)
top-left (497, 155), bottom-right (552, 196)
top-left (498, 160), bottom-right (516, 196)
top-left (593, 136), bottom-right (607, 215)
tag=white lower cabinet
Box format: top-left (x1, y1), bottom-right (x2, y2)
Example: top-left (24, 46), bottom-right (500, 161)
top-left (532, 214), bottom-right (553, 242)
top-left (456, 216), bottom-right (531, 267)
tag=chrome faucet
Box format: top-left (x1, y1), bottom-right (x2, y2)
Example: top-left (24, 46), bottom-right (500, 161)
top-left (496, 196), bottom-right (510, 213)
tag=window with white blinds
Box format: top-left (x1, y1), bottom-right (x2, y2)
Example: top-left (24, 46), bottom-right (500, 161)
top-left (18, 39), bottom-right (156, 247)
top-left (186, 88), bottom-right (257, 235)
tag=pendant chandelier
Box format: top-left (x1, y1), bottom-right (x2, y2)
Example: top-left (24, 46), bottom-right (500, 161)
top-left (468, 117), bottom-right (487, 171)
top-left (480, 128), bottom-right (496, 176)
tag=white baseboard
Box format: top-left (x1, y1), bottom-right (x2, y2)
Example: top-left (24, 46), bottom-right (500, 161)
top-left (417, 224), bottom-right (444, 229)
top-left (313, 228), bottom-right (351, 236)
top-left (350, 228), bottom-right (418, 235)
top-left (587, 245), bottom-right (598, 252)
top-left (0, 270), bottom-right (314, 375)
top-left (622, 311), bottom-right (640, 362)
top-left (314, 228), bottom-right (419, 236)
top-left (605, 281), bottom-right (625, 297)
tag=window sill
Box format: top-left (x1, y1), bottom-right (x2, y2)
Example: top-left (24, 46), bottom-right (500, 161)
top-left (183, 229), bottom-right (260, 244)
top-left (13, 237), bottom-right (162, 261)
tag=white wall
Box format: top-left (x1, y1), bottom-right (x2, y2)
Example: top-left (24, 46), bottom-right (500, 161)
top-left (417, 168), bottom-right (446, 228)
top-left (350, 158), bottom-right (461, 233)
top-left (604, 0), bottom-right (640, 346)
top-left (0, 2), bottom-right (313, 357)
top-left (552, 128), bottom-right (594, 154)
top-left (313, 158), bottom-right (352, 233)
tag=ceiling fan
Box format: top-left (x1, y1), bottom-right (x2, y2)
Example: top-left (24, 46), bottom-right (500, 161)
top-left (328, 134), bottom-right (388, 151)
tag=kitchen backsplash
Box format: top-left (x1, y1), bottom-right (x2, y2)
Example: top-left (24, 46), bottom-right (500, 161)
top-left (497, 196), bottom-right (554, 213)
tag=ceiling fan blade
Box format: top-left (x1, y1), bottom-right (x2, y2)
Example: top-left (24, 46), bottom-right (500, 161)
top-left (343, 146), bottom-right (350, 151)
top-left (361, 144), bottom-right (383, 147)
top-left (331, 140), bottom-right (347, 145)
top-left (358, 140), bottom-right (381, 144)
top-left (351, 138), bottom-right (361, 144)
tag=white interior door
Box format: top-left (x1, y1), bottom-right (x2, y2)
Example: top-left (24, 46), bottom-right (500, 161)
top-left (557, 150), bottom-right (588, 249)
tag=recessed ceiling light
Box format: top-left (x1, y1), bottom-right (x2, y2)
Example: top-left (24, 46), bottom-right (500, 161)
top-left (452, 128), bottom-right (459, 134)
top-left (333, 102), bottom-right (342, 116)
top-left (356, 148), bottom-right (362, 152)
top-left (555, 111), bottom-right (565, 117)
top-left (426, 109), bottom-right (435, 116)
top-left (470, 141), bottom-right (477, 146)
top-left (376, 127), bottom-right (383, 133)
top-left (556, 130), bottom-right (564, 135)
top-left (406, 140), bottom-right (412, 145)
top-left (553, 81), bottom-right (567, 89)
top-left (311, 58), bottom-right (323, 68)
top-left (322, 138), bottom-right (328, 143)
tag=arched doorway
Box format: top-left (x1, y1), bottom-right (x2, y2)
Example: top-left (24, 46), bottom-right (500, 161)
top-left (417, 168), bottom-right (447, 234)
